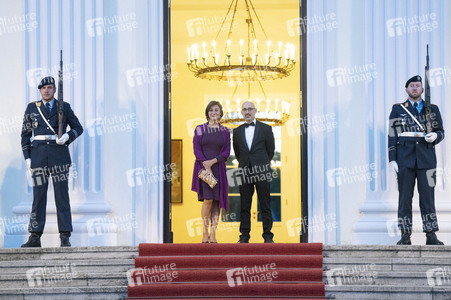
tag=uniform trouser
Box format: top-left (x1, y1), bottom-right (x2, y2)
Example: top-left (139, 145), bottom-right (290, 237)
top-left (28, 166), bottom-right (73, 234)
top-left (239, 175), bottom-right (273, 240)
top-left (397, 166), bottom-right (438, 232)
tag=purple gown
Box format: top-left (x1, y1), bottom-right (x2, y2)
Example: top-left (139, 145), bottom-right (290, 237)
top-left (197, 128), bottom-right (224, 201)
top-left (191, 123), bottom-right (231, 211)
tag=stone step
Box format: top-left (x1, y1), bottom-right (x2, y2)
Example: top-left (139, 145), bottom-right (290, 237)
top-left (0, 246), bottom-right (138, 261)
top-left (2, 270), bottom-right (436, 289)
top-left (0, 258), bottom-right (134, 274)
top-left (323, 245), bottom-right (451, 258)
top-left (323, 257), bottom-right (451, 272)
top-left (324, 257), bottom-right (451, 272)
top-left (0, 272), bottom-right (128, 289)
top-left (323, 245), bottom-right (451, 299)
top-left (0, 286), bottom-right (127, 300)
top-left (0, 245), bottom-right (449, 300)
top-left (326, 285), bottom-right (451, 300)
top-left (324, 271), bottom-right (451, 286)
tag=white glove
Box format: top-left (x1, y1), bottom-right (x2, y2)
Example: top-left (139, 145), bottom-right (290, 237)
top-left (56, 133), bottom-right (69, 145)
top-left (425, 132), bottom-right (437, 143)
top-left (26, 158), bottom-right (31, 171)
top-left (390, 161), bottom-right (398, 173)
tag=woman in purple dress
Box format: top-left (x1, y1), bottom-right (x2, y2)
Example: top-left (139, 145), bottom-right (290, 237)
top-left (191, 100), bottom-right (230, 243)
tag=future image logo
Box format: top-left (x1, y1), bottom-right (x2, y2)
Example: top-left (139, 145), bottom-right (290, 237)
top-left (126, 64), bottom-right (176, 87)
top-left (186, 217), bottom-right (204, 237)
top-left (26, 263), bottom-right (78, 287)
top-left (286, 13), bottom-right (338, 37)
top-left (26, 68), bottom-right (46, 88)
top-left (326, 63), bottom-right (377, 87)
top-left (127, 264), bottom-right (178, 287)
top-left (86, 13), bottom-right (138, 37)
top-left (426, 267), bottom-right (451, 287)
top-left (186, 15), bottom-right (237, 37)
top-left (386, 13), bottom-right (438, 37)
top-left (226, 168), bottom-right (244, 187)
top-left (326, 264), bottom-right (377, 287)
top-left (0, 13), bottom-right (38, 36)
top-left (26, 63), bottom-right (79, 88)
top-left (326, 163), bottom-right (377, 187)
top-left (427, 67), bottom-right (451, 87)
top-left (226, 264), bottom-right (278, 287)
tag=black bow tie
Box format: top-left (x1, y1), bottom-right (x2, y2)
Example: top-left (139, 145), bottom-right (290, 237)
top-left (244, 122), bottom-right (255, 128)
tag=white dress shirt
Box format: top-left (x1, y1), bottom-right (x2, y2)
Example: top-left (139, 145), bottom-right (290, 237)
top-left (244, 120), bottom-right (256, 150)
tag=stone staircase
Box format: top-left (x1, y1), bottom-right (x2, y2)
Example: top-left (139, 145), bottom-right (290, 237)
top-left (324, 245), bottom-right (451, 300)
top-left (0, 246), bottom-right (137, 300)
top-left (1, 245), bottom-right (450, 299)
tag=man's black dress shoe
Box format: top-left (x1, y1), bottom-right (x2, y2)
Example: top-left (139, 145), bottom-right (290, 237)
top-left (426, 232), bottom-right (444, 245)
top-left (21, 233), bottom-right (42, 248)
top-left (396, 231), bottom-right (411, 245)
top-left (60, 232), bottom-right (71, 247)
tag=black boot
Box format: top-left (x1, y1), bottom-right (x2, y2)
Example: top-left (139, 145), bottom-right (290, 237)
top-left (21, 233), bottom-right (42, 248)
top-left (396, 230), bottom-right (411, 245)
top-left (60, 232), bottom-right (71, 247)
top-left (426, 232), bottom-right (444, 245)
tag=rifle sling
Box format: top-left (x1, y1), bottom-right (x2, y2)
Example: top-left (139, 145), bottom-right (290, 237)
top-left (399, 103), bottom-right (425, 132)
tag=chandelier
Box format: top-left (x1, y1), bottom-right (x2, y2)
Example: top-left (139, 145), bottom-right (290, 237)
top-left (220, 98), bottom-right (290, 128)
top-left (187, 0), bottom-right (295, 127)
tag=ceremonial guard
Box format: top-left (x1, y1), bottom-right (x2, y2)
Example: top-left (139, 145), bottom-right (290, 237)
top-left (21, 76), bottom-right (83, 247)
top-left (388, 75), bottom-right (444, 245)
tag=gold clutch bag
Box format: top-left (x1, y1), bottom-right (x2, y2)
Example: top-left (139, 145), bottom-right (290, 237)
top-left (198, 168), bottom-right (218, 189)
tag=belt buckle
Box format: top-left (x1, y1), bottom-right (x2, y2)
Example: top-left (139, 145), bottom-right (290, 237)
top-left (45, 135), bottom-right (53, 140)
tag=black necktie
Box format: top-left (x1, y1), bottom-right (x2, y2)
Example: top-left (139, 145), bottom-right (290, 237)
top-left (45, 103), bottom-right (51, 114)
top-left (244, 122), bottom-right (255, 128)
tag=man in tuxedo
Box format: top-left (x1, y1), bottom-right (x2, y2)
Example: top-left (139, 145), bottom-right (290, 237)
top-left (388, 75), bottom-right (444, 245)
top-left (233, 101), bottom-right (275, 243)
top-left (21, 76), bottom-right (83, 247)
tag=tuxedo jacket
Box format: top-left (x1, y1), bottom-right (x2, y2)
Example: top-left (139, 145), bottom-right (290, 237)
top-left (233, 120), bottom-right (275, 169)
top-left (388, 99), bottom-right (444, 169)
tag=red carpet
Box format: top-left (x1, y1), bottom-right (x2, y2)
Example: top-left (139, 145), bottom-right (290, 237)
top-left (127, 243), bottom-right (325, 299)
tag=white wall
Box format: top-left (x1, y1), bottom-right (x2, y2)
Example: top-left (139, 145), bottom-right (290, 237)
top-left (0, 0), bottom-right (165, 247)
top-left (308, 0), bottom-right (451, 244)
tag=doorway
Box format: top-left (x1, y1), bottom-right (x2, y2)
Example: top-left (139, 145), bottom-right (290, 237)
top-left (166, 0), bottom-right (307, 243)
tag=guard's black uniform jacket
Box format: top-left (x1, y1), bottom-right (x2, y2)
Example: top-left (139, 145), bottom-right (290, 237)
top-left (388, 100), bottom-right (444, 168)
top-left (21, 100), bottom-right (83, 168)
top-left (21, 99), bottom-right (83, 234)
top-left (388, 99), bottom-right (444, 232)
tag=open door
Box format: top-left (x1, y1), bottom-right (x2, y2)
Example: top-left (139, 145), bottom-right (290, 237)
top-left (168, 0), bottom-right (305, 243)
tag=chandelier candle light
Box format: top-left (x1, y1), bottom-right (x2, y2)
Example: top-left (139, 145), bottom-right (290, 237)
top-left (220, 98), bottom-right (290, 127)
top-left (187, 0), bottom-right (295, 127)
top-left (187, 39), bottom-right (295, 81)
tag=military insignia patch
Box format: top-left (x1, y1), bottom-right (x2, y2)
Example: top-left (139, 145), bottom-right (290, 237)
top-left (37, 102), bottom-right (41, 107)
top-left (405, 103), bottom-right (408, 107)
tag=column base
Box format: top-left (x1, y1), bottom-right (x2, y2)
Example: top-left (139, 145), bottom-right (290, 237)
top-left (4, 198), bottom-right (118, 248)
top-left (353, 199), bottom-right (451, 245)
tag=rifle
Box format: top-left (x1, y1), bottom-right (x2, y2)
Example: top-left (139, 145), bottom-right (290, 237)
top-left (58, 50), bottom-right (64, 138)
top-left (425, 44), bottom-right (432, 133)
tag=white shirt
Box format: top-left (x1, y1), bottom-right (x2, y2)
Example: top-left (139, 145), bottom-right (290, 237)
top-left (244, 120), bottom-right (256, 150)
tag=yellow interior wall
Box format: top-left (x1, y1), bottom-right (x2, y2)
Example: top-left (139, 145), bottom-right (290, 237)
top-left (171, 0), bottom-right (301, 243)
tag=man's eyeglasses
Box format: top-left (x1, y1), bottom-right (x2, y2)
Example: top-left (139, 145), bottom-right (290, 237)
top-left (242, 108), bottom-right (255, 112)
